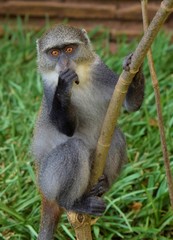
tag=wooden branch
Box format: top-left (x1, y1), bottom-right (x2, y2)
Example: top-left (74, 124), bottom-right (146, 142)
top-left (141, 0), bottom-right (173, 209)
top-left (67, 0), bottom-right (173, 239)
top-left (67, 212), bottom-right (92, 240)
top-left (91, 0), bottom-right (173, 186)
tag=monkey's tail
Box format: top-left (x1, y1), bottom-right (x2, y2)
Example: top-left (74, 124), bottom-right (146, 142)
top-left (37, 194), bottom-right (63, 240)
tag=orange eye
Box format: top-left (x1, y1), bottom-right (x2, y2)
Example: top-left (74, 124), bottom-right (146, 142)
top-left (65, 47), bottom-right (73, 53)
top-left (51, 49), bottom-right (59, 56)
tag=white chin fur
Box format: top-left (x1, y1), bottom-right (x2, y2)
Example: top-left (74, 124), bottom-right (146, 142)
top-left (41, 62), bottom-right (77, 89)
top-left (42, 70), bottom-right (60, 89)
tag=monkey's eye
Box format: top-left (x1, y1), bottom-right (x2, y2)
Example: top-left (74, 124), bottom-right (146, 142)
top-left (50, 49), bottom-right (59, 57)
top-left (65, 47), bottom-right (73, 53)
top-left (64, 45), bottom-right (76, 54)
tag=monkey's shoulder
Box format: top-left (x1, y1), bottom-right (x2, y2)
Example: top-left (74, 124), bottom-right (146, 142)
top-left (91, 56), bottom-right (119, 88)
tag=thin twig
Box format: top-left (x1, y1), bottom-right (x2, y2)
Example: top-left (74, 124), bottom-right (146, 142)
top-left (141, 0), bottom-right (173, 209)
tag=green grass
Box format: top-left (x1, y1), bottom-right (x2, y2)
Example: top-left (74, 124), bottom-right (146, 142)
top-left (0, 20), bottom-right (173, 240)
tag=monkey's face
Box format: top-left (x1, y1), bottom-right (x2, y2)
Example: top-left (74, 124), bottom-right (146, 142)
top-left (37, 25), bottom-right (95, 76)
top-left (44, 44), bottom-right (78, 73)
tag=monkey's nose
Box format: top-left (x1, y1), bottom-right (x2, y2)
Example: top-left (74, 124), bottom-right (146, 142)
top-left (58, 53), bottom-right (69, 71)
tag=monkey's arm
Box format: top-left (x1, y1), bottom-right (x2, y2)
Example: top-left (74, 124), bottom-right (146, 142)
top-left (93, 56), bottom-right (145, 112)
top-left (50, 69), bottom-right (78, 137)
top-left (123, 54), bottom-right (145, 112)
top-left (124, 68), bottom-right (145, 111)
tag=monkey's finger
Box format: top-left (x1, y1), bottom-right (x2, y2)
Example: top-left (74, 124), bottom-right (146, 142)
top-left (88, 175), bottom-right (108, 197)
top-left (59, 68), bottom-right (70, 77)
top-left (86, 197), bottom-right (106, 216)
top-left (66, 73), bottom-right (78, 84)
top-left (60, 69), bottom-right (76, 80)
top-left (123, 52), bottom-right (133, 71)
top-left (61, 70), bottom-right (79, 84)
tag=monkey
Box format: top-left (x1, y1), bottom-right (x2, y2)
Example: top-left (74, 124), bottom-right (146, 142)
top-left (32, 24), bottom-right (145, 239)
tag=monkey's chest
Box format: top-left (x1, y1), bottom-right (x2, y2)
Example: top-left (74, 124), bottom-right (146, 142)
top-left (71, 83), bottom-right (107, 132)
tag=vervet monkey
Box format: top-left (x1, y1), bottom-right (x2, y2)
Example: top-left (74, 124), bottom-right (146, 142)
top-left (32, 24), bottom-right (145, 239)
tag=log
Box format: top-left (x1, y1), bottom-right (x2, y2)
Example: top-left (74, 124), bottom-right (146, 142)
top-left (0, 0), bottom-right (167, 21)
top-left (0, 1), bottom-right (117, 19)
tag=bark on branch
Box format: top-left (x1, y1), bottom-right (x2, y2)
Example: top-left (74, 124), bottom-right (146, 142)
top-left (67, 1), bottom-right (173, 239)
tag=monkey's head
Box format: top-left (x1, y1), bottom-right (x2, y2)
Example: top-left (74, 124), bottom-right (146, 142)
top-left (37, 24), bottom-right (95, 74)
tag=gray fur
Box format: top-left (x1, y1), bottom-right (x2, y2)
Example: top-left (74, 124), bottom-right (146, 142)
top-left (38, 138), bottom-right (90, 209)
top-left (32, 24), bottom-right (144, 238)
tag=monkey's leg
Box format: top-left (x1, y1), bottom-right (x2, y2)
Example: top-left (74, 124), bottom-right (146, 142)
top-left (123, 53), bottom-right (145, 112)
top-left (38, 197), bottom-right (62, 240)
top-left (38, 138), bottom-right (106, 217)
top-left (104, 128), bottom-right (127, 187)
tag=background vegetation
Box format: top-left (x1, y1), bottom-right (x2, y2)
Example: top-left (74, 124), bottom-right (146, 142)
top-left (0, 20), bottom-right (173, 239)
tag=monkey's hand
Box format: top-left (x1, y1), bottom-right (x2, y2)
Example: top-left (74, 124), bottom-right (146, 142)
top-left (57, 69), bottom-right (79, 95)
top-left (51, 69), bottom-right (78, 136)
top-left (123, 53), bottom-right (134, 72)
top-left (87, 175), bottom-right (108, 197)
top-left (123, 52), bottom-right (143, 77)
top-left (70, 176), bottom-right (108, 216)
top-left (123, 53), bottom-right (144, 85)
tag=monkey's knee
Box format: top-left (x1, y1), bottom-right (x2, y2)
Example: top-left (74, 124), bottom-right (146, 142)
top-left (38, 138), bottom-right (91, 208)
top-left (38, 166), bottom-right (59, 201)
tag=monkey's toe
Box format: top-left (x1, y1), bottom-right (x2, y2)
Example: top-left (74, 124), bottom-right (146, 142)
top-left (88, 175), bottom-right (108, 197)
top-left (71, 196), bottom-right (106, 216)
top-left (87, 196), bottom-right (106, 216)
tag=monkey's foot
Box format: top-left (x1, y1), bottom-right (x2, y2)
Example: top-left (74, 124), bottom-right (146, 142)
top-left (71, 196), bottom-right (106, 216)
top-left (123, 53), bottom-right (133, 72)
top-left (88, 175), bottom-right (108, 197)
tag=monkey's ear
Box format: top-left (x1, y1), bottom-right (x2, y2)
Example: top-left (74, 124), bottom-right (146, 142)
top-left (81, 28), bottom-right (91, 45)
top-left (81, 28), bottom-right (87, 34)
